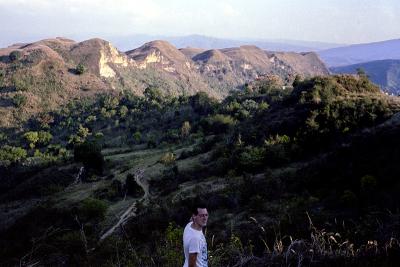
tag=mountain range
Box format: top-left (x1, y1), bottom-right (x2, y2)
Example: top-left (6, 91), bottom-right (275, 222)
top-left (318, 39), bottom-right (400, 67)
top-left (106, 34), bottom-right (344, 52)
top-left (331, 59), bottom-right (400, 95)
top-left (0, 37), bottom-right (328, 127)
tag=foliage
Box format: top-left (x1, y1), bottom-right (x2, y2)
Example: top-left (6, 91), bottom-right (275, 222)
top-left (0, 145), bottom-right (27, 166)
top-left (78, 197), bottom-right (108, 221)
top-left (202, 114), bottom-right (236, 134)
top-left (12, 93), bottom-right (28, 107)
top-left (76, 63), bottom-right (86, 75)
top-left (180, 121), bottom-right (191, 138)
top-left (9, 50), bottom-right (22, 61)
top-left (126, 173), bottom-right (144, 197)
top-left (74, 141), bottom-right (104, 174)
top-left (160, 152), bottom-right (176, 166)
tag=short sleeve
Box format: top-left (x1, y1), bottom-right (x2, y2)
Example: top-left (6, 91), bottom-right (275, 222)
top-left (188, 237), bottom-right (201, 254)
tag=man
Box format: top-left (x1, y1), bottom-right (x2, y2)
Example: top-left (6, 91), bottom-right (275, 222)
top-left (183, 204), bottom-right (209, 267)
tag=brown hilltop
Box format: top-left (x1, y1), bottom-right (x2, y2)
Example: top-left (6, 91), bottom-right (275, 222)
top-left (271, 51), bottom-right (329, 76)
top-left (126, 40), bottom-right (194, 76)
top-left (0, 37), bottom-right (329, 127)
top-left (192, 49), bottom-right (231, 63)
top-left (179, 47), bottom-right (207, 59)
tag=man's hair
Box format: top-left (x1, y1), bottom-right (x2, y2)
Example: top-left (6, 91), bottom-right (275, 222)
top-left (191, 201), bottom-right (207, 215)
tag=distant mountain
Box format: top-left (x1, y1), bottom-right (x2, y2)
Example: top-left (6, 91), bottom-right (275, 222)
top-left (330, 59), bottom-right (400, 95)
top-left (127, 41), bottom-right (328, 94)
top-left (0, 37), bottom-right (328, 126)
top-left (108, 34), bottom-right (343, 52)
top-left (318, 39), bottom-right (400, 67)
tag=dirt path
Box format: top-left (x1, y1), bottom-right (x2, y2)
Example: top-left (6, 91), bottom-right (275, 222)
top-left (99, 168), bottom-right (148, 241)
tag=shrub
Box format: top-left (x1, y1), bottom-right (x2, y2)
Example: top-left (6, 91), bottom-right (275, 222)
top-left (79, 198), bottom-right (108, 221)
top-left (160, 152), bottom-right (176, 166)
top-left (23, 131), bottom-right (39, 149)
top-left (12, 93), bottom-right (27, 107)
top-left (181, 121), bottom-right (191, 138)
top-left (74, 141), bottom-right (104, 174)
top-left (189, 92), bottom-right (217, 115)
top-left (360, 175), bottom-right (378, 193)
top-left (126, 173), bottom-right (144, 197)
top-left (132, 131), bottom-right (142, 143)
top-left (76, 63), bottom-right (86, 75)
top-left (237, 146), bottom-right (265, 172)
top-left (202, 114), bottom-right (236, 134)
top-left (9, 50), bottom-right (22, 61)
top-left (0, 145), bottom-right (27, 166)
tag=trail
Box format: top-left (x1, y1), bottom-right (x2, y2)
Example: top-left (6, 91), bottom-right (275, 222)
top-left (73, 166), bottom-right (85, 185)
top-left (99, 169), bottom-right (147, 241)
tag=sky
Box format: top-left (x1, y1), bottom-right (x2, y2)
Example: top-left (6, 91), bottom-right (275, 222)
top-left (0, 0), bottom-right (399, 47)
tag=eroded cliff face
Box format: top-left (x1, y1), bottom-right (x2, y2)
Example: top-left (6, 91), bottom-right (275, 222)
top-left (99, 43), bottom-right (133, 78)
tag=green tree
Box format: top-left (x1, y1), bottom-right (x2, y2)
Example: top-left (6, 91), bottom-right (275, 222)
top-left (38, 131), bottom-right (52, 145)
top-left (0, 145), bottom-right (27, 166)
top-left (144, 86), bottom-right (163, 103)
top-left (119, 105), bottom-right (129, 118)
top-left (74, 141), bottom-right (104, 174)
top-left (23, 131), bottom-right (39, 149)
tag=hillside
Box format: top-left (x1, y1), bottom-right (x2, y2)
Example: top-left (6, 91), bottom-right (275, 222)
top-left (318, 39), bottom-right (400, 67)
top-left (330, 59), bottom-right (400, 95)
top-left (0, 38), bottom-right (329, 127)
top-left (0, 74), bottom-right (400, 266)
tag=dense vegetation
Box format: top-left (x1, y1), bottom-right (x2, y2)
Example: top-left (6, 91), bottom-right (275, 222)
top-left (0, 74), bottom-right (399, 266)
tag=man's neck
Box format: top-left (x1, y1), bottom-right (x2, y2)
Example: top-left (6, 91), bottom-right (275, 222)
top-left (191, 222), bottom-right (202, 231)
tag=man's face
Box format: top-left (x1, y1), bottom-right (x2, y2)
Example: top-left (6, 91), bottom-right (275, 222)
top-left (193, 208), bottom-right (208, 227)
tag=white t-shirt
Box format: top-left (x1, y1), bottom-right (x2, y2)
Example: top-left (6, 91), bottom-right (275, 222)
top-left (183, 222), bottom-right (208, 267)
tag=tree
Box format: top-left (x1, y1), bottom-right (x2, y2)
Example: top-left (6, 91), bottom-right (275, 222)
top-left (74, 141), bottom-right (104, 174)
top-left (38, 131), bottom-right (52, 145)
top-left (144, 86), bottom-right (163, 103)
top-left (119, 105), bottom-right (129, 118)
top-left (23, 131), bottom-right (39, 149)
top-left (0, 145), bottom-right (27, 166)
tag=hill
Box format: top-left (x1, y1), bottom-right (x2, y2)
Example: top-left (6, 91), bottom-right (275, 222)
top-left (0, 74), bottom-right (400, 266)
top-left (331, 59), bottom-right (400, 95)
top-left (318, 39), bottom-right (400, 67)
top-left (0, 38), bottom-right (329, 127)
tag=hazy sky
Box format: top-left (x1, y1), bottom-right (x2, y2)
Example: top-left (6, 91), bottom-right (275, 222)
top-left (0, 0), bottom-right (399, 47)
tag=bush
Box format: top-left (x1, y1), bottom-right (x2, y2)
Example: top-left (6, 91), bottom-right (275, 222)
top-left (74, 141), bottom-right (104, 174)
top-left (160, 152), bottom-right (176, 166)
top-left (12, 93), bottom-right (27, 107)
top-left (202, 114), bottom-right (236, 134)
top-left (76, 63), bottom-right (86, 75)
top-left (79, 198), bottom-right (108, 221)
top-left (126, 173), bottom-right (144, 197)
top-left (237, 146), bottom-right (265, 172)
top-left (0, 145), bottom-right (27, 166)
top-left (9, 50), bottom-right (22, 61)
